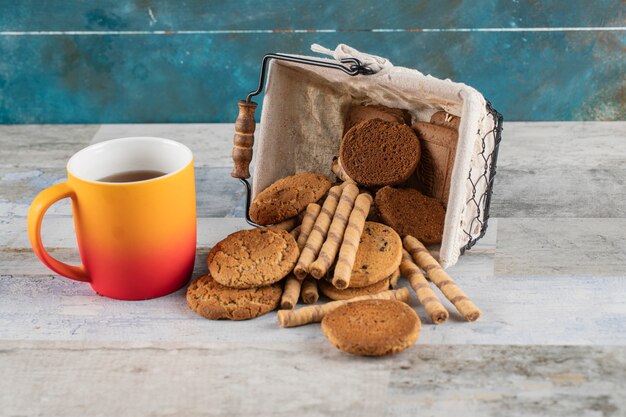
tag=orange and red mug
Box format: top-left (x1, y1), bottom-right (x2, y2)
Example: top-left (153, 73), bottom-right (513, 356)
top-left (27, 137), bottom-right (197, 300)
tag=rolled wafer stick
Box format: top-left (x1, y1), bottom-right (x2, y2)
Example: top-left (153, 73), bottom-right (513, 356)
top-left (389, 268), bottom-right (401, 289)
top-left (310, 184), bottom-right (359, 278)
top-left (289, 226), bottom-right (301, 253)
top-left (271, 217), bottom-right (298, 231)
top-left (296, 203), bottom-right (321, 252)
top-left (277, 287), bottom-right (410, 328)
top-left (281, 274), bottom-right (302, 310)
top-left (340, 177), bottom-right (357, 187)
top-left (280, 228), bottom-right (304, 310)
top-left (400, 249), bottom-right (448, 324)
top-left (332, 193), bottom-right (373, 289)
top-left (331, 156), bottom-right (355, 183)
top-left (403, 235), bottom-right (481, 321)
top-left (290, 225), bottom-right (301, 240)
top-left (294, 186), bottom-right (343, 280)
top-left (301, 277), bottom-right (319, 304)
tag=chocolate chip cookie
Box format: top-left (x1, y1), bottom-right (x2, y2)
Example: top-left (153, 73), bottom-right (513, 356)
top-left (249, 172), bottom-right (331, 225)
top-left (319, 276), bottom-right (390, 301)
top-left (186, 274), bottom-right (282, 320)
top-left (208, 227), bottom-right (299, 289)
top-left (349, 221), bottom-right (403, 288)
top-left (321, 299), bottom-right (421, 356)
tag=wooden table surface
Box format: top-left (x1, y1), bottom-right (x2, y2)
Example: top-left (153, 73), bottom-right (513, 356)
top-left (1, 122), bottom-right (625, 417)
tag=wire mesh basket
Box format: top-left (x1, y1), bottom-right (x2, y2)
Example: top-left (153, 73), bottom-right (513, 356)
top-left (460, 101), bottom-right (503, 253)
top-left (230, 45), bottom-right (503, 268)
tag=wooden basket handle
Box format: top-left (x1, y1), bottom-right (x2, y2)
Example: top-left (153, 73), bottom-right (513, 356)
top-left (231, 100), bottom-right (258, 179)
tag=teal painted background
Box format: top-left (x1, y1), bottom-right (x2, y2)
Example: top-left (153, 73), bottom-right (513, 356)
top-left (0, 0), bottom-right (624, 123)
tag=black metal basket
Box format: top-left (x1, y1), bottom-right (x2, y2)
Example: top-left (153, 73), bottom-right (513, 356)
top-left (235, 53), bottom-right (503, 255)
top-left (460, 101), bottom-right (503, 253)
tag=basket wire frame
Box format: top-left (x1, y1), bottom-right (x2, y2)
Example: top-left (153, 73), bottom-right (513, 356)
top-left (238, 53), bottom-right (503, 255)
top-left (459, 101), bottom-right (503, 254)
top-left (239, 53), bottom-right (373, 227)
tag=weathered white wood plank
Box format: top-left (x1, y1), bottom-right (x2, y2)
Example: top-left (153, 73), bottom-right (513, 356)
top-left (0, 165), bottom-right (247, 219)
top-left (493, 121), bottom-right (626, 218)
top-left (386, 344), bottom-right (626, 417)
top-left (0, 246), bottom-right (210, 278)
top-left (0, 341), bottom-right (623, 417)
top-left (0, 165), bottom-right (71, 218)
top-left (0, 340), bottom-right (391, 417)
top-left (91, 123), bottom-right (235, 167)
top-left (0, 124), bottom-right (99, 168)
top-left (0, 216), bottom-right (251, 248)
top-left (2, 257), bottom-right (625, 345)
top-left (495, 218), bottom-right (626, 277)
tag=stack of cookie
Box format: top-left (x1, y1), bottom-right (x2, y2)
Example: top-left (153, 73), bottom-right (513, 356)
top-left (187, 227), bottom-right (298, 321)
top-left (187, 172), bottom-right (332, 321)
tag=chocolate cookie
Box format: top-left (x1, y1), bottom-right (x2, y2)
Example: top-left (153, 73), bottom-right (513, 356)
top-left (412, 121), bottom-right (458, 206)
top-left (375, 186), bottom-right (446, 244)
top-left (340, 119), bottom-right (421, 187)
top-left (186, 274), bottom-right (282, 320)
top-left (430, 111), bottom-right (461, 131)
top-left (344, 104), bottom-right (411, 134)
top-left (321, 299), bottom-right (421, 356)
top-left (250, 172), bottom-right (331, 225)
top-left (208, 227), bottom-right (298, 289)
top-left (319, 276), bottom-right (390, 301)
top-left (349, 221), bottom-right (403, 288)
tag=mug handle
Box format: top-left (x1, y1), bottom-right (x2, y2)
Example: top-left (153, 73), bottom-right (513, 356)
top-left (27, 182), bottom-right (90, 282)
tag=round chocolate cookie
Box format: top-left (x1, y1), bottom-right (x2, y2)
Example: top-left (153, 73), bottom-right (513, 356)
top-left (319, 276), bottom-right (390, 301)
top-left (349, 221), bottom-right (403, 288)
top-left (321, 299), bottom-right (421, 356)
top-left (208, 227), bottom-right (298, 289)
top-left (340, 119), bottom-right (421, 187)
top-left (344, 104), bottom-right (410, 134)
top-left (250, 172), bottom-right (331, 225)
top-left (375, 186), bottom-right (446, 244)
top-left (186, 274), bottom-right (282, 320)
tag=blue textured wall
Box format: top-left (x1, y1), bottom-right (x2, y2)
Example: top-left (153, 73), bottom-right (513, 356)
top-left (0, 0), bottom-right (624, 123)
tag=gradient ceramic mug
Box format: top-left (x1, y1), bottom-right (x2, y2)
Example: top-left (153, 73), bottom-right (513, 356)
top-left (27, 137), bottom-right (196, 300)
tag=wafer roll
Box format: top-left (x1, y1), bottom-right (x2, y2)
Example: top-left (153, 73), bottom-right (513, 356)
top-left (296, 203), bottom-right (321, 251)
top-left (301, 277), bottom-right (319, 304)
top-left (400, 249), bottom-right (448, 324)
top-left (332, 193), bottom-right (373, 289)
top-left (277, 287), bottom-right (410, 328)
top-left (403, 236), bottom-right (481, 321)
top-left (281, 274), bottom-right (302, 310)
top-left (271, 217), bottom-right (298, 232)
top-left (310, 184), bottom-right (359, 278)
top-left (280, 227), bottom-right (304, 309)
top-left (340, 179), bottom-right (357, 188)
top-left (294, 186), bottom-right (343, 280)
top-left (331, 156), bottom-right (355, 183)
top-left (389, 268), bottom-right (401, 289)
